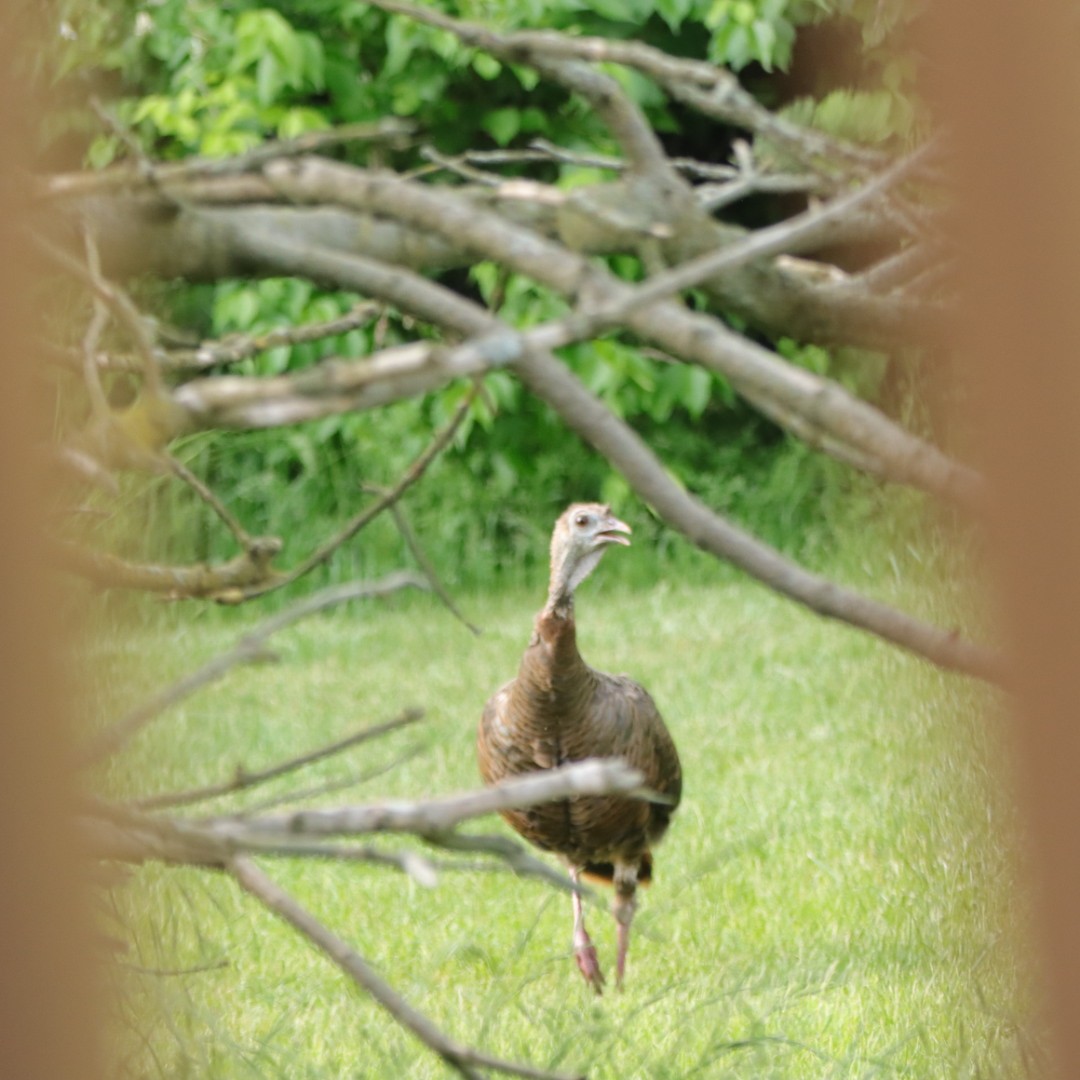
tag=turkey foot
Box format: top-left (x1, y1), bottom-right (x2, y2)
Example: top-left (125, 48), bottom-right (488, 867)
top-left (573, 930), bottom-right (606, 994)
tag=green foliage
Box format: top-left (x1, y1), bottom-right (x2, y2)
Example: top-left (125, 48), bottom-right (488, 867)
top-left (46, 0), bottom-right (931, 588)
top-left (705, 0), bottom-right (798, 72)
top-left (780, 87), bottom-right (916, 147)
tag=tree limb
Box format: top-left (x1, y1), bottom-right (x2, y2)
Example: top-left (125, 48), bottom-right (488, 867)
top-left (202, 758), bottom-right (654, 843)
top-left (212, 222), bottom-right (998, 680)
top-left (263, 157), bottom-right (980, 509)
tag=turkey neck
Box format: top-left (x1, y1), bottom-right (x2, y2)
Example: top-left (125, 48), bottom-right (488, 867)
top-left (516, 602), bottom-right (597, 729)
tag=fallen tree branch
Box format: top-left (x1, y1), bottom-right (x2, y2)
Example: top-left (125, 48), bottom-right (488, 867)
top-left (263, 157), bottom-right (979, 509)
top-left (82, 573), bottom-right (427, 764)
top-left (215, 223), bottom-right (999, 681)
top-left (367, 0), bottom-right (883, 178)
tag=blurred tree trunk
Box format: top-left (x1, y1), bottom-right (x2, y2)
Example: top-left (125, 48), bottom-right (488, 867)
top-left (930, 4), bottom-right (1080, 1077)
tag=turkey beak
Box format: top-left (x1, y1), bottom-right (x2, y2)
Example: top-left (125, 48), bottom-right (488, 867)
top-left (597, 516), bottom-right (632, 547)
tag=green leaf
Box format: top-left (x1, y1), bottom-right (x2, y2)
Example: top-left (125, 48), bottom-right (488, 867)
top-left (724, 24), bottom-right (752, 67)
top-left (256, 52), bottom-right (282, 107)
top-left (510, 64), bottom-right (540, 91)
top-left (655, 0), bottom-right (695, 31)
top-left (733, 1), bottom-right (756, 25)
top-left (482, 107), bottom-right (521, 146)
top-left (472, 53), bottom-right (502, 80)
top-left (586, 0), bottom-right (655, 22)
top-left (683, 365), bottom-right (713, 418)
top-left (751, 19), bottom-right (777, 66)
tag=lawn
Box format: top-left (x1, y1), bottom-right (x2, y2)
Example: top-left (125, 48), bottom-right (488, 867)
top-left (92, 571), bottom-right (1025, 1079)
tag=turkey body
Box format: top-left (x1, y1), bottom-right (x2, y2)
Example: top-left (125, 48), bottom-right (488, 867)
top-left (477, 503), bottom-right (681, 991)
top-left (478, 608), bottom-right (681, 875)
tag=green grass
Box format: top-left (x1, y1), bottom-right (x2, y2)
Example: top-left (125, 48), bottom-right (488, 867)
top-left (92, 573), bottom-right (1025, 1079)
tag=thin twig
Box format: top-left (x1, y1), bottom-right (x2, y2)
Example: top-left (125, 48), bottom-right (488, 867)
top-left (241, 840), bottom-right (443, 887)
top-left (234, 382), bottom-right (480, 599)
top-left (38, 119), bottom-right (417, 201)
top-left (122, 959), bottom-right (230, 978)
top-left (363, 484), bottom-right (482, 635)
top-left (166, 455), bottom-right (255, 549)
top-left (424, 832), bottom-right (587, 896)
top-left (79, 235), bottom-right (112, 423)
top-left (81, 573), bottom-right (426, 765)
top-left (166, 301), bottom-right (381, 371)
top-left (130, 709), bottom-right (424, 811)
top-left (230, 857), bottom-right (585, 1080)
top-left (231, 744), bottom-right (426, 816)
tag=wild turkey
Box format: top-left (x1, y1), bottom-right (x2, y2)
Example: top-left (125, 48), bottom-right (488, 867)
top-left (477, 503), bottom-right (682, 992)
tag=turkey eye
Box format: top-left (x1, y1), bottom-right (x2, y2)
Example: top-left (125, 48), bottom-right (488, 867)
top-left (574, 514), bottom-right (589, 528)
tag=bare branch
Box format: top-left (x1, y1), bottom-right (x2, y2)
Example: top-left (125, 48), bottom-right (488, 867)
top-left (56, 537), bottom-right (283, 598)
top-left (367, 487), bottom-right (482, 636)
top-left (231, 382), bottom-right (480, 600)
top-left (230, 857), bottom-right (584, 1080)
top-left (81, 573), bottom-right (427, 764)
top-left (203, 758), bottom-right (653, 842)
top-left (130, 708), bottom-right (425, 812)
top-left (162, 300), bottom-right (381, 372)
top-left (213, 221), bottom-right (997, 679)
top-left (263, 157), bottom-right (979, 509)
top-left (38, 118), bottom-right (416, 201)
top-left (234, 746), bottom-right (426, 816)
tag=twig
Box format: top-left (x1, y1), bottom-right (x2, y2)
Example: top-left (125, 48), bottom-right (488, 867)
top-left (233, 382), bottom-right (480, 599)
top-left (240, 840), bottom-right (442, 887)
top-left (230, 857), bottom-right (584, 1080)
top-left (166, 455), bottom-right (255, 549)
top-left (38, 119), bottom-right (417, 201)
top-left (81, 573), bottom-right (426, 764)
top-left (424, 832), bottom-right (586, 896)
top-left (419, 146), bottom-right (504, 186)
top-left (79, 236), bottom-right (112, 423)
top-left (165, 301), bottom-right (381, 371)
top-left (364, 485), bottom-right (482, 636)
top-left (122, 959), bottom-right (230, 978)
top-left (130, 709), bottom-right (424, 811)
top-left (231, 744), bottom-right (426, 816)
